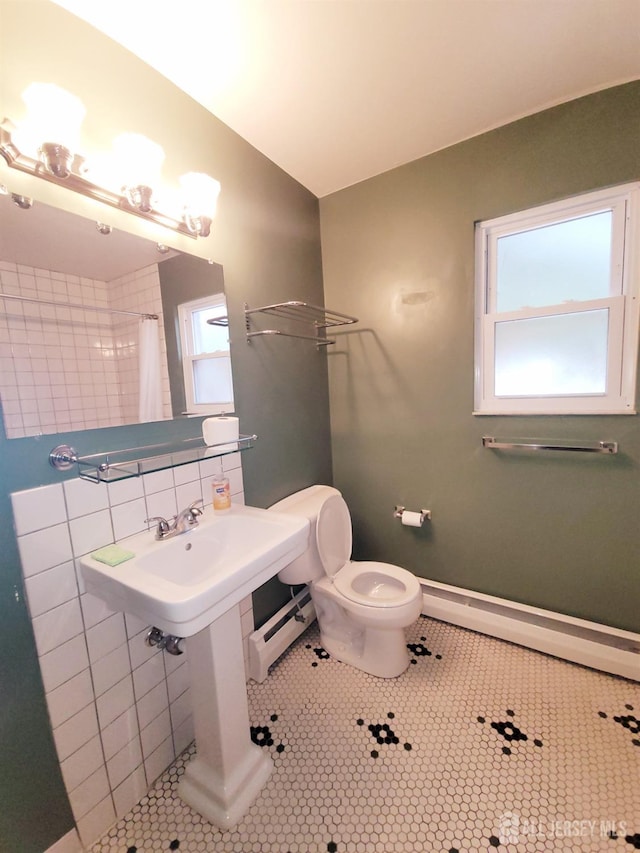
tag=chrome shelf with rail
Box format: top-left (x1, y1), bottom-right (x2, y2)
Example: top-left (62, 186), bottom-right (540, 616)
top-left (49, 434), bottom-right (257, 483)
top-left (244, 301), bottom-right (358, 347)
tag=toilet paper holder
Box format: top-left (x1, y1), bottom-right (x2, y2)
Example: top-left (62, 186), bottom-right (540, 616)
top-left (393, 506), bottom-right (431, 524)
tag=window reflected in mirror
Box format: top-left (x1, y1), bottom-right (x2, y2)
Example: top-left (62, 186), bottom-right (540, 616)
top-left (178, 294), bottom-right (234, 416)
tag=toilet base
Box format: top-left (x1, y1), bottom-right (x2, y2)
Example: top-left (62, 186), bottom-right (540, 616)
top-left (320, 625), bottom-right (412, 678)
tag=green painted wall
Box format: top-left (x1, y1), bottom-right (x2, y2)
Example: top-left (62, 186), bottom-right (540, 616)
top-left (0, 2), bottom-right (329, 849)
top-left (320, 82), bottom-right (640, 635)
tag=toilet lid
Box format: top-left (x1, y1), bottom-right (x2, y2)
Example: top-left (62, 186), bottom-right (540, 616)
top-left (334, 560), bottom-right (421, 608)
top-left (316, 494), bottom-right (352, 577)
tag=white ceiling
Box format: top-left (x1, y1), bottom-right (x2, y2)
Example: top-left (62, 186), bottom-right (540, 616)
top-left (53, 0), bottom-right (640, 198)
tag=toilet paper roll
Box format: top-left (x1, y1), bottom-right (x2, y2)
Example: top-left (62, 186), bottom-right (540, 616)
top-left (401, 510), bottom-right (423, 527)
top-left (202, 416), bottom-right (239, 452)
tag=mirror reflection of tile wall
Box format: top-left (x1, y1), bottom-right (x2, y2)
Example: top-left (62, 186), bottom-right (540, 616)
top-left (0, 260), bottom-right (171, 438)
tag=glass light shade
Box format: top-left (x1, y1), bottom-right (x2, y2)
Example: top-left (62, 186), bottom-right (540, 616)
top-left (180, 172), bottom-right (221, 219)
top-left (21, 83), bottom-right (86, 152)
top-left (113, 133), bottom-right (165, 189)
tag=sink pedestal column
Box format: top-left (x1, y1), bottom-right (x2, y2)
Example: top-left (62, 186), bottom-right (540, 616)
top-left (178, 604), bottom-right (272, 829)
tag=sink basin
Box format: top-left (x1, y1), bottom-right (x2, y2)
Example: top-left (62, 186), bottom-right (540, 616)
top-left (80, 503), bottom-right (309, 636)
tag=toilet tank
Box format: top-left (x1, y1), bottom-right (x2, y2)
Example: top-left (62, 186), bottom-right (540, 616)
top-left (269, 485), bottom-right (341, 585)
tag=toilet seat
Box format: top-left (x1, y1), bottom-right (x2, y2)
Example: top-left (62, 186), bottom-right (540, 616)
top-left (315, 494), bottom-right (353, 577)
top-left (334, 561), bottom-right (421, 608)
top-left (316, 494), bottom-right (421, 610)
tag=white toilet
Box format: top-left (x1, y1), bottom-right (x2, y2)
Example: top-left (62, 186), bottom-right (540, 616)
top-left (270, 485), bottom-right (422, 678)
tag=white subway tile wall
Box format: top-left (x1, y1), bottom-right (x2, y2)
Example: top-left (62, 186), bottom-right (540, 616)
top-left (12, 453), bottom-right (250, 849)
top-left (0, 260), bottom-right (171, 438)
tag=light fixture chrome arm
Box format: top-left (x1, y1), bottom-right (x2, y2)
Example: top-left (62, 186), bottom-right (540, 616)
top-left (1, 119), bottom-right (196, 238)
top-left (1, 117), bottom-right (219, 240)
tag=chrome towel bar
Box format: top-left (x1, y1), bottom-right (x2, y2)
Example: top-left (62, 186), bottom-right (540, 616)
top-left (482, 437), bottom-right (618, 454)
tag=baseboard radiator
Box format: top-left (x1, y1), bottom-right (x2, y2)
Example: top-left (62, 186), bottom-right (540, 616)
top-left (246, 579), bottom-right (639, 684)
top-left (420, 579), bottom-right (640, 681)
top-left (248, 587), bottom-right (316, 682)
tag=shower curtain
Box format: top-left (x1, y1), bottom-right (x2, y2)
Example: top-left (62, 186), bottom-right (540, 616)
top-left (138, 316), bottom-right (164, 422)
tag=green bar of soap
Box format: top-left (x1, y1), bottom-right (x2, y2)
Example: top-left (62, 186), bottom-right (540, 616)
top-left (91, 544), bottom-right (135, 566)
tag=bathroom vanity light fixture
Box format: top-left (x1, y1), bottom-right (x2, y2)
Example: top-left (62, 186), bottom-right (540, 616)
top-left (0, 83), bottom-right (221, 239)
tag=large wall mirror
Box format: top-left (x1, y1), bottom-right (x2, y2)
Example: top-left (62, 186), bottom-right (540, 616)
top-left (0, 191), bottom-right (234, 439)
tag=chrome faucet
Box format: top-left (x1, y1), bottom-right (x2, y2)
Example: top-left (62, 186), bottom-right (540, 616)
top-left (145, 499), bottom-right (204, 540)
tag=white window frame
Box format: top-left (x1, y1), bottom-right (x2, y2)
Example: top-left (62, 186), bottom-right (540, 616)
top-left (474, 183), bottom-right (640, 415)
top-left (178, 293), bottom-right (234, 416)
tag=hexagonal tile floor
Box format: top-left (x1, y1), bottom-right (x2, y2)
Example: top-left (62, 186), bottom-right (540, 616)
top-left (90, 616), bottom-right (639, 852)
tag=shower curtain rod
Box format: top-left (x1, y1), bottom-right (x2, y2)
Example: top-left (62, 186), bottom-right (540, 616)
top-left (0, 291), bottom-right (158, 320)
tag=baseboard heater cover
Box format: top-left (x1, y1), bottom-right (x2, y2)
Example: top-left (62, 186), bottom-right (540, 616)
top-left (248, 587), bottom-right (316, 682)
top-left (420, 579), bottom-right (640, 681)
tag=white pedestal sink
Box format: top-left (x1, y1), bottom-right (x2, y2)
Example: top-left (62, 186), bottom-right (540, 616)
top-left (179, 606), bottom-right (272, 828)
top-left (80, 504), bottom-right (309, 829)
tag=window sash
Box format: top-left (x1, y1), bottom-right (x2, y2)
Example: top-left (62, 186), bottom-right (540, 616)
top-left (178, 293), bottom-right (228, 357)
top-left (474, 182), bottom-right (640, 415)
top-left (183, 352), bottom-right (234, 415)
top-left (481, 297), bottom-right (625, 413)
top-left (485, 197), bottom-right (627, 313)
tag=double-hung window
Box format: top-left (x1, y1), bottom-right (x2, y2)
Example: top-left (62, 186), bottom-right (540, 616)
top-left (474, 183), bottom-right (640, 414)
top-left (178, 293), bottom-right (234, 415)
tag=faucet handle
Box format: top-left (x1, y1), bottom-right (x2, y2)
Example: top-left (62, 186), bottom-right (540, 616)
top-left (188, 499), bottom-right (204, 517)
top-left (145, 516), bottom-right (171, 539)
top-left (173, 499), bottom-right (203, 531)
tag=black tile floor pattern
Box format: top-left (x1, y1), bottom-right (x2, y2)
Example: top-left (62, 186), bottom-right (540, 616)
top-left (91, 616), bottom-right (639, 852)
